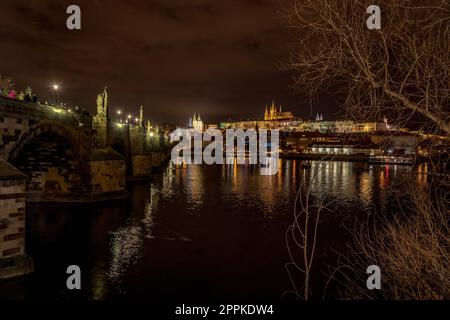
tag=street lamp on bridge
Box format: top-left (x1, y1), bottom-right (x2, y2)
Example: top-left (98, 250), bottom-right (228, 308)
top-left (52, 84), bottom-right (59, 106)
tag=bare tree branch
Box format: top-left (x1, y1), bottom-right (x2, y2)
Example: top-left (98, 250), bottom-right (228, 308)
top-left (281, 0), bottom-right (450, 134)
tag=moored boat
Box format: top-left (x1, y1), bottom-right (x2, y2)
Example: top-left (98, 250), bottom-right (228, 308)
top-left (369, 155), bottom-right (414, 165)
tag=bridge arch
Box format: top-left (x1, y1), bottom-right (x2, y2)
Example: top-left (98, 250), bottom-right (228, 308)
top-left (8, 121), bottom-right (85, 198)
top-left (110, 137), bottom-right (132, 178)
top-left (9, 121), bottom-right (81, 161)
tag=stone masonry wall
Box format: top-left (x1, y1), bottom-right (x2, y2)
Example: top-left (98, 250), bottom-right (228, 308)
top-left (0, 178), bottom-right (26, 258)
top-left (0, 114), bottom-right (36, 160)
top-left (131, 155), bottom-right (153, 179)
top-left (88, 160), bottom-right (126, 193)
top-left (151, 152), bottom-right (162, 168)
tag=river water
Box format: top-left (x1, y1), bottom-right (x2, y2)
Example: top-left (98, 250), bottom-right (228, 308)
top-left (0, 160), bottom-right (428, 300)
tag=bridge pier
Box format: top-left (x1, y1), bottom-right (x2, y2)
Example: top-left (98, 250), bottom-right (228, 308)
top-left (87, 148), bottom-right (127, 198)
top-left (130, 150), bottom-right (171, 180)
top-left (130, 154), bottom-right (153, 181)
top-left (0, 159), bottom-right (33, 281)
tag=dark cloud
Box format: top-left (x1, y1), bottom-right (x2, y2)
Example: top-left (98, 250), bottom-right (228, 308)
top-left (0, 0), bottom-right (335, 124)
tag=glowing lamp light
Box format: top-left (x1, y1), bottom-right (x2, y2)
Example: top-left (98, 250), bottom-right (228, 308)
top-left (53, 84), bottom-right (59, 91)
top-left (149, 132), bottom-right (154, 137)
top-left (117, 110), bottom-right (122, 115)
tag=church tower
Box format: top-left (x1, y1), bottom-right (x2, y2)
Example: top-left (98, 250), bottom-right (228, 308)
top-left (270, 100), bottom-right (276, 119)
top-left (93, 87), bottom-right (109, 148)
top-left (264, 105), bottom-right (269, 121)
top-left (192, 113), bottom-right (204, 131)
top-left (263, 100), bottom-right (294, 121)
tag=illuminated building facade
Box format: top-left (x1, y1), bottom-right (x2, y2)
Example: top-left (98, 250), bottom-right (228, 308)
top-left (220, 103), bottom-right (389, 134)
top-left (264, 100), bottom-right (294, 121)
top-left (189, 113), bottom-right (204, 132)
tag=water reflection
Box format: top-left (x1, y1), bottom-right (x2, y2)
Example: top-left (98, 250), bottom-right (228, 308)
top-left (107, 225), bottom-right (144, 292)
top-left (183, 165), bottom-right (205, 214)
top-left (1, 159), bottom-right (430, 300)
top-left (143, 184), bottom-right (158, 238)
top-left (102, 160), bottom-right (429, 297)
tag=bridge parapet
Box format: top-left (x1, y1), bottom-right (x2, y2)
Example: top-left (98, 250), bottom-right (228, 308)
top-left (0, 96), bottom-right (91, 127)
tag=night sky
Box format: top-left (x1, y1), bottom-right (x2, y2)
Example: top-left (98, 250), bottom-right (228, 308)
top-left (0, 0), bottom-right (337, 125)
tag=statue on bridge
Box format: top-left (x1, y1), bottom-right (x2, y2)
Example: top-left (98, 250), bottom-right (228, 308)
top-left (96, 86), bottom-right (108, 117)
top-left (93, 87), bottom-right (110, 148)
top-left (139, 105), bottom-right (144, 128)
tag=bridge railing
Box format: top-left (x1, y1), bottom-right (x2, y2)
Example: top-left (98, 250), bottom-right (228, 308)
top-left (0, 96), bottom-right (92, 129)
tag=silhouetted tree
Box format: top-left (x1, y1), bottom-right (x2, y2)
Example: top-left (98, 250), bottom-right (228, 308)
top-left (282, 0), bottom-right (450, 135)
top-left (282, 0), bottom-right (450, 300)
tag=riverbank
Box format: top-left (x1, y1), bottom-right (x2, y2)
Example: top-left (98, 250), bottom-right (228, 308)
top-left (26, 190), bottom-right (130, 203)
top-left (279, 151), bottom-right (419, 165)
top-left (280, 152), bottom-right (369, 162)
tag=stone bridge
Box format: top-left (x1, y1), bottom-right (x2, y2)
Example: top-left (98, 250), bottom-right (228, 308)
top-left (0, 87), bottom-right (167, 202)
top-left (0, 88), bottom-right (169, 279)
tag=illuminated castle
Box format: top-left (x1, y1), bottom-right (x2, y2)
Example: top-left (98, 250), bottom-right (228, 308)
top-left (264, 100), bottom-right (294, 121)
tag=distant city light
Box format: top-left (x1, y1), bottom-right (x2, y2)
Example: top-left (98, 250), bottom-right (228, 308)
top-left (127, 114), bottom-right (132, 119)
top-left (117, 110), bottom-right (122, 115)
top-left (53, 84), bottom-right (59, 91)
